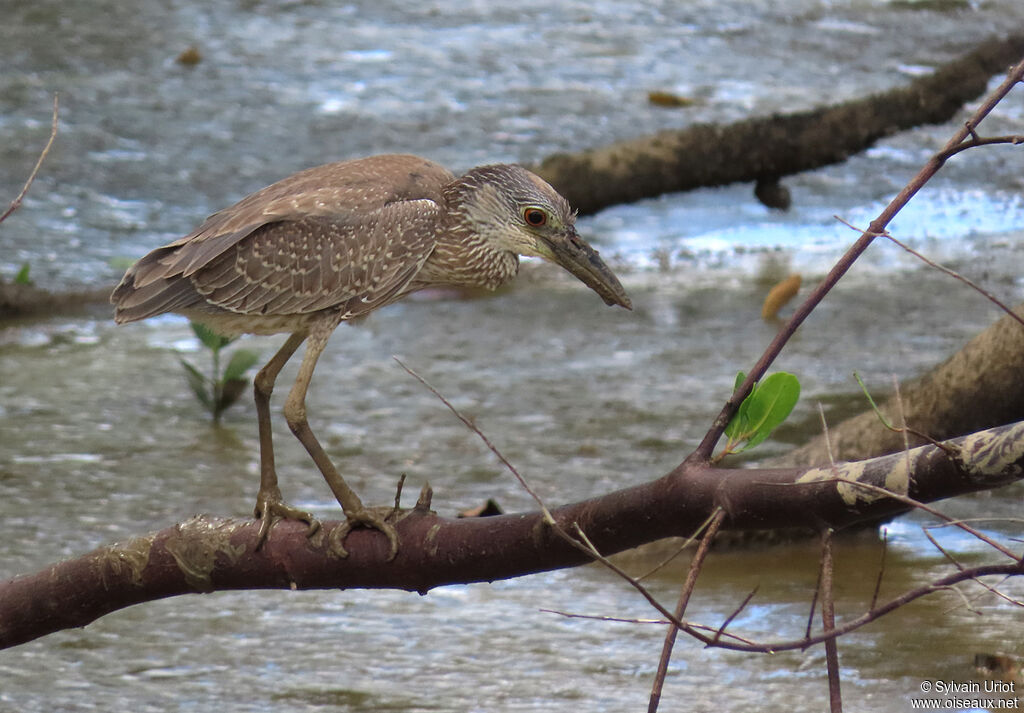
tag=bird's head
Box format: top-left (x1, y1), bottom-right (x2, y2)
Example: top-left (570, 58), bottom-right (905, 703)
top-left (449, 164), bottom-right (632, 310)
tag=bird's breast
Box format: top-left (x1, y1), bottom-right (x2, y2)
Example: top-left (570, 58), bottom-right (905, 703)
top-left (415, 240), bottom-right (520, 292)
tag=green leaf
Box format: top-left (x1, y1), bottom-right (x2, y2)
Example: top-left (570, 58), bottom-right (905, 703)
top-left (180, 358), bottom-right (213, 412)
top-left (736, 372), bottom-right (800, 451)
top-left (733, 371), bottom-right (747, 393)
top-left (14, 263), bottom-right (31, 285)
top-left (725, 371), bottom-right (753, 440)
top-left (190, 321), bottom-right (233, 352)
top-left (222, 349), bottom-right (260, 382)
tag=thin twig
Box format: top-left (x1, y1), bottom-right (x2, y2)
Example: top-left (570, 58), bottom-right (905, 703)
top-left (789, 477), bottom-right (1021, 562)
top-left (852, 372), bottom-right (961, 457)
top-left (539, 610), bottom-right (761, 646)
top-left (393, 357), bottom-right (557, 525)
top-left (819, 403), bottom-right (836, 467)
top-left (636, 508), bottom-right (720, 581)
top-left (713, 585), bottom-right (759, 645)
top-left (835, 215), bottom-right (1024, 329)
top-left (0, 95), bottom-right (59, 226)
top-left (805, 556), bottom-right (823, 644)
top-left (963, 575), bottom-right (1024, 609)
top-left (869, 529), bottom-right (888, 611)
top-left (920, 526), bottom-right (1023, 611)
top-left (648, 508), bottom-right (726, 713)
top-left (820, 530), bottom-right (843, 713)
top-left (922, 528), bottom-right (986, 615)
top-left (935, 132), bottom-right (1024, 161)
top-left (700, 561), bottom-right (1021, 654)
top-left (938, 583), bottom-right (984, 616)
top-left (395, 357), bottom-right (732, 655)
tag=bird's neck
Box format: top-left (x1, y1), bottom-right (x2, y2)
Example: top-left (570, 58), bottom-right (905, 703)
top-left (421, 226), bottom-right (520, 291)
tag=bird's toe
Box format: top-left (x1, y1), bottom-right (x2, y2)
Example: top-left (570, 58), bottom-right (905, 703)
top-left (254, 489), bottom-right (321, 549)
top-left (328, 507), bottom-right (400, 561)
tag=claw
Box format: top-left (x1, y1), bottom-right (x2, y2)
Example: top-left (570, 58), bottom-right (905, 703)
top-left (328, 506), bottom-right (400, 560)
top-left (254, 487), bottom-right (321, 549)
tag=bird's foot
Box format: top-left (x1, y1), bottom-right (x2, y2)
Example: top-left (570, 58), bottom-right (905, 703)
top-left (254, 487), bottom-right (321, 549)
top-left (327, 505), bottom-right (400, 561)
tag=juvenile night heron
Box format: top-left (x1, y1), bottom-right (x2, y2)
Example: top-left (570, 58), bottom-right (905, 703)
top-left (111, 154), bottom-right (631, 558)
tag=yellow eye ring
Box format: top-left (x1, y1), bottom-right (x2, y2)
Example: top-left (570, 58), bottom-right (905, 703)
top-left (523, 207), bottom-right (548, 227)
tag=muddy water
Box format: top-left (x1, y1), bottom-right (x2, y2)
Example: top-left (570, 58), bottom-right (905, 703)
top-left (2, 0), bottom-right (1024, 711)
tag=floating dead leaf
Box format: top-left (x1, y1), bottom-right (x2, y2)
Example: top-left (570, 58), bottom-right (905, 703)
top-left (761, 273), bottom-right (802, 320)
top-left (647, 90), bottom-right (695, 108)
top-left (176, 46), bottom-right (202, 66)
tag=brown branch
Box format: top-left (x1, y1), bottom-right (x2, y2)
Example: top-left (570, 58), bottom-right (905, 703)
top-left (0, 95), bottom-right (58, 225)
top-left (935, 131), bottom-right (1024, 161)
top-left (648, 509), bottom-right (725, 713)
top-left (694, 562), bottom-right (1024, 655)
top-left (2, 421), bottom-right (1022, 651)
top-left (713, 584), bottom-right (759, 646)
top-left (820, 530), bottom-right (843, 713)
top-left (869, 530), bottom-right (888, 611)
top-left (834, 216), bottom-right (1024, 330)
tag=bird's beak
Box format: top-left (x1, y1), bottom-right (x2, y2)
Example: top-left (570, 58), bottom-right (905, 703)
top-left (539, 228), bottom-right (632, 310)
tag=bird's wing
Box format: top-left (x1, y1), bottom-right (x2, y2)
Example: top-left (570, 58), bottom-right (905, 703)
top-left (189, 198), bottom-right (444, 318)
top-left (127, 155), bottom-right (454, 287)
top-left (111, 155), bottom-right (455, 321)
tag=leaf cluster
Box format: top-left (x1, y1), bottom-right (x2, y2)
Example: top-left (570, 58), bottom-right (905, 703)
top-left (720, 371), bottom-right (800, 459)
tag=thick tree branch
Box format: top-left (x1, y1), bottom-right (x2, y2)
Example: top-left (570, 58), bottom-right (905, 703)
top-left (2, 421), bottom-right (1021, 651)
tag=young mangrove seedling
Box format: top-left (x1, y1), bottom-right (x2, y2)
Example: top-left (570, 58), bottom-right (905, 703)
top-left (179, 321), bottom-right (260, 422)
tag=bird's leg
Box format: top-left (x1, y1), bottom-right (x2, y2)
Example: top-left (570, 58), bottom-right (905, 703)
top-left (283, 329), bottom-right (400, 560)
top-left (253, 332), bottom-right (320, 546)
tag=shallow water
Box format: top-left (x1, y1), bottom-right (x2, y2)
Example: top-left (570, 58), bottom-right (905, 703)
top-left (2, 0), bottom-right (1024, 711)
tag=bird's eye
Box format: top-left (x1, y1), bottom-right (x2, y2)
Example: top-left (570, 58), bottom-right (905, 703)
top-left (523, 207), bottom-right (548, 227)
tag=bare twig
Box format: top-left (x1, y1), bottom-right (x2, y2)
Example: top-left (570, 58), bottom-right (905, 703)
top-left (794, 477), bottom-right (1021, 562)
top-left (820, 530), bottom-right (843, 713)
top-left (921, 526), bottom-right (1024, 611)
top-left (935, 130), bottom-right (1024, 161)
top-left (1, 95), bottom-right (59, 226)
top-left (538, 610), bottom-right (760, 646)
top-left (553, 558), bottom-right (1023, 656)
top-left (869, 530), bottom-right (888, 611)
top-left (713, 585), bottom-right (759, 645)
top-left (819, 403), bottom-right (836, 467)
top-left (695, 561), bottom-right (1022, 654)
top-left (963, 575), bottom-right (1024, 609)
top-left (835, 215), bottom-right (1024, 329)
top-left (395, 357), bottom-right (734, 657)
top-left (636, 508), bottom-right (721, 581)
top-left (394, 357), bottom-right (556, 525)
top-left (805, 556), bottom-right (823, 644)
top-left (648, 508), bottom-right (726, 713)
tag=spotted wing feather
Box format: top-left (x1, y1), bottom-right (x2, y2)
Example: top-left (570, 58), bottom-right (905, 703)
top-left (111, 154), bottom-right (455, 323)
top-left (192, 200), bottom-right (443, 319)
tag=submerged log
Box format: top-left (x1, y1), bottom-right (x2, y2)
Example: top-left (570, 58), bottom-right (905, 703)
top-left (533, 34), bottom-right (1024, 214)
